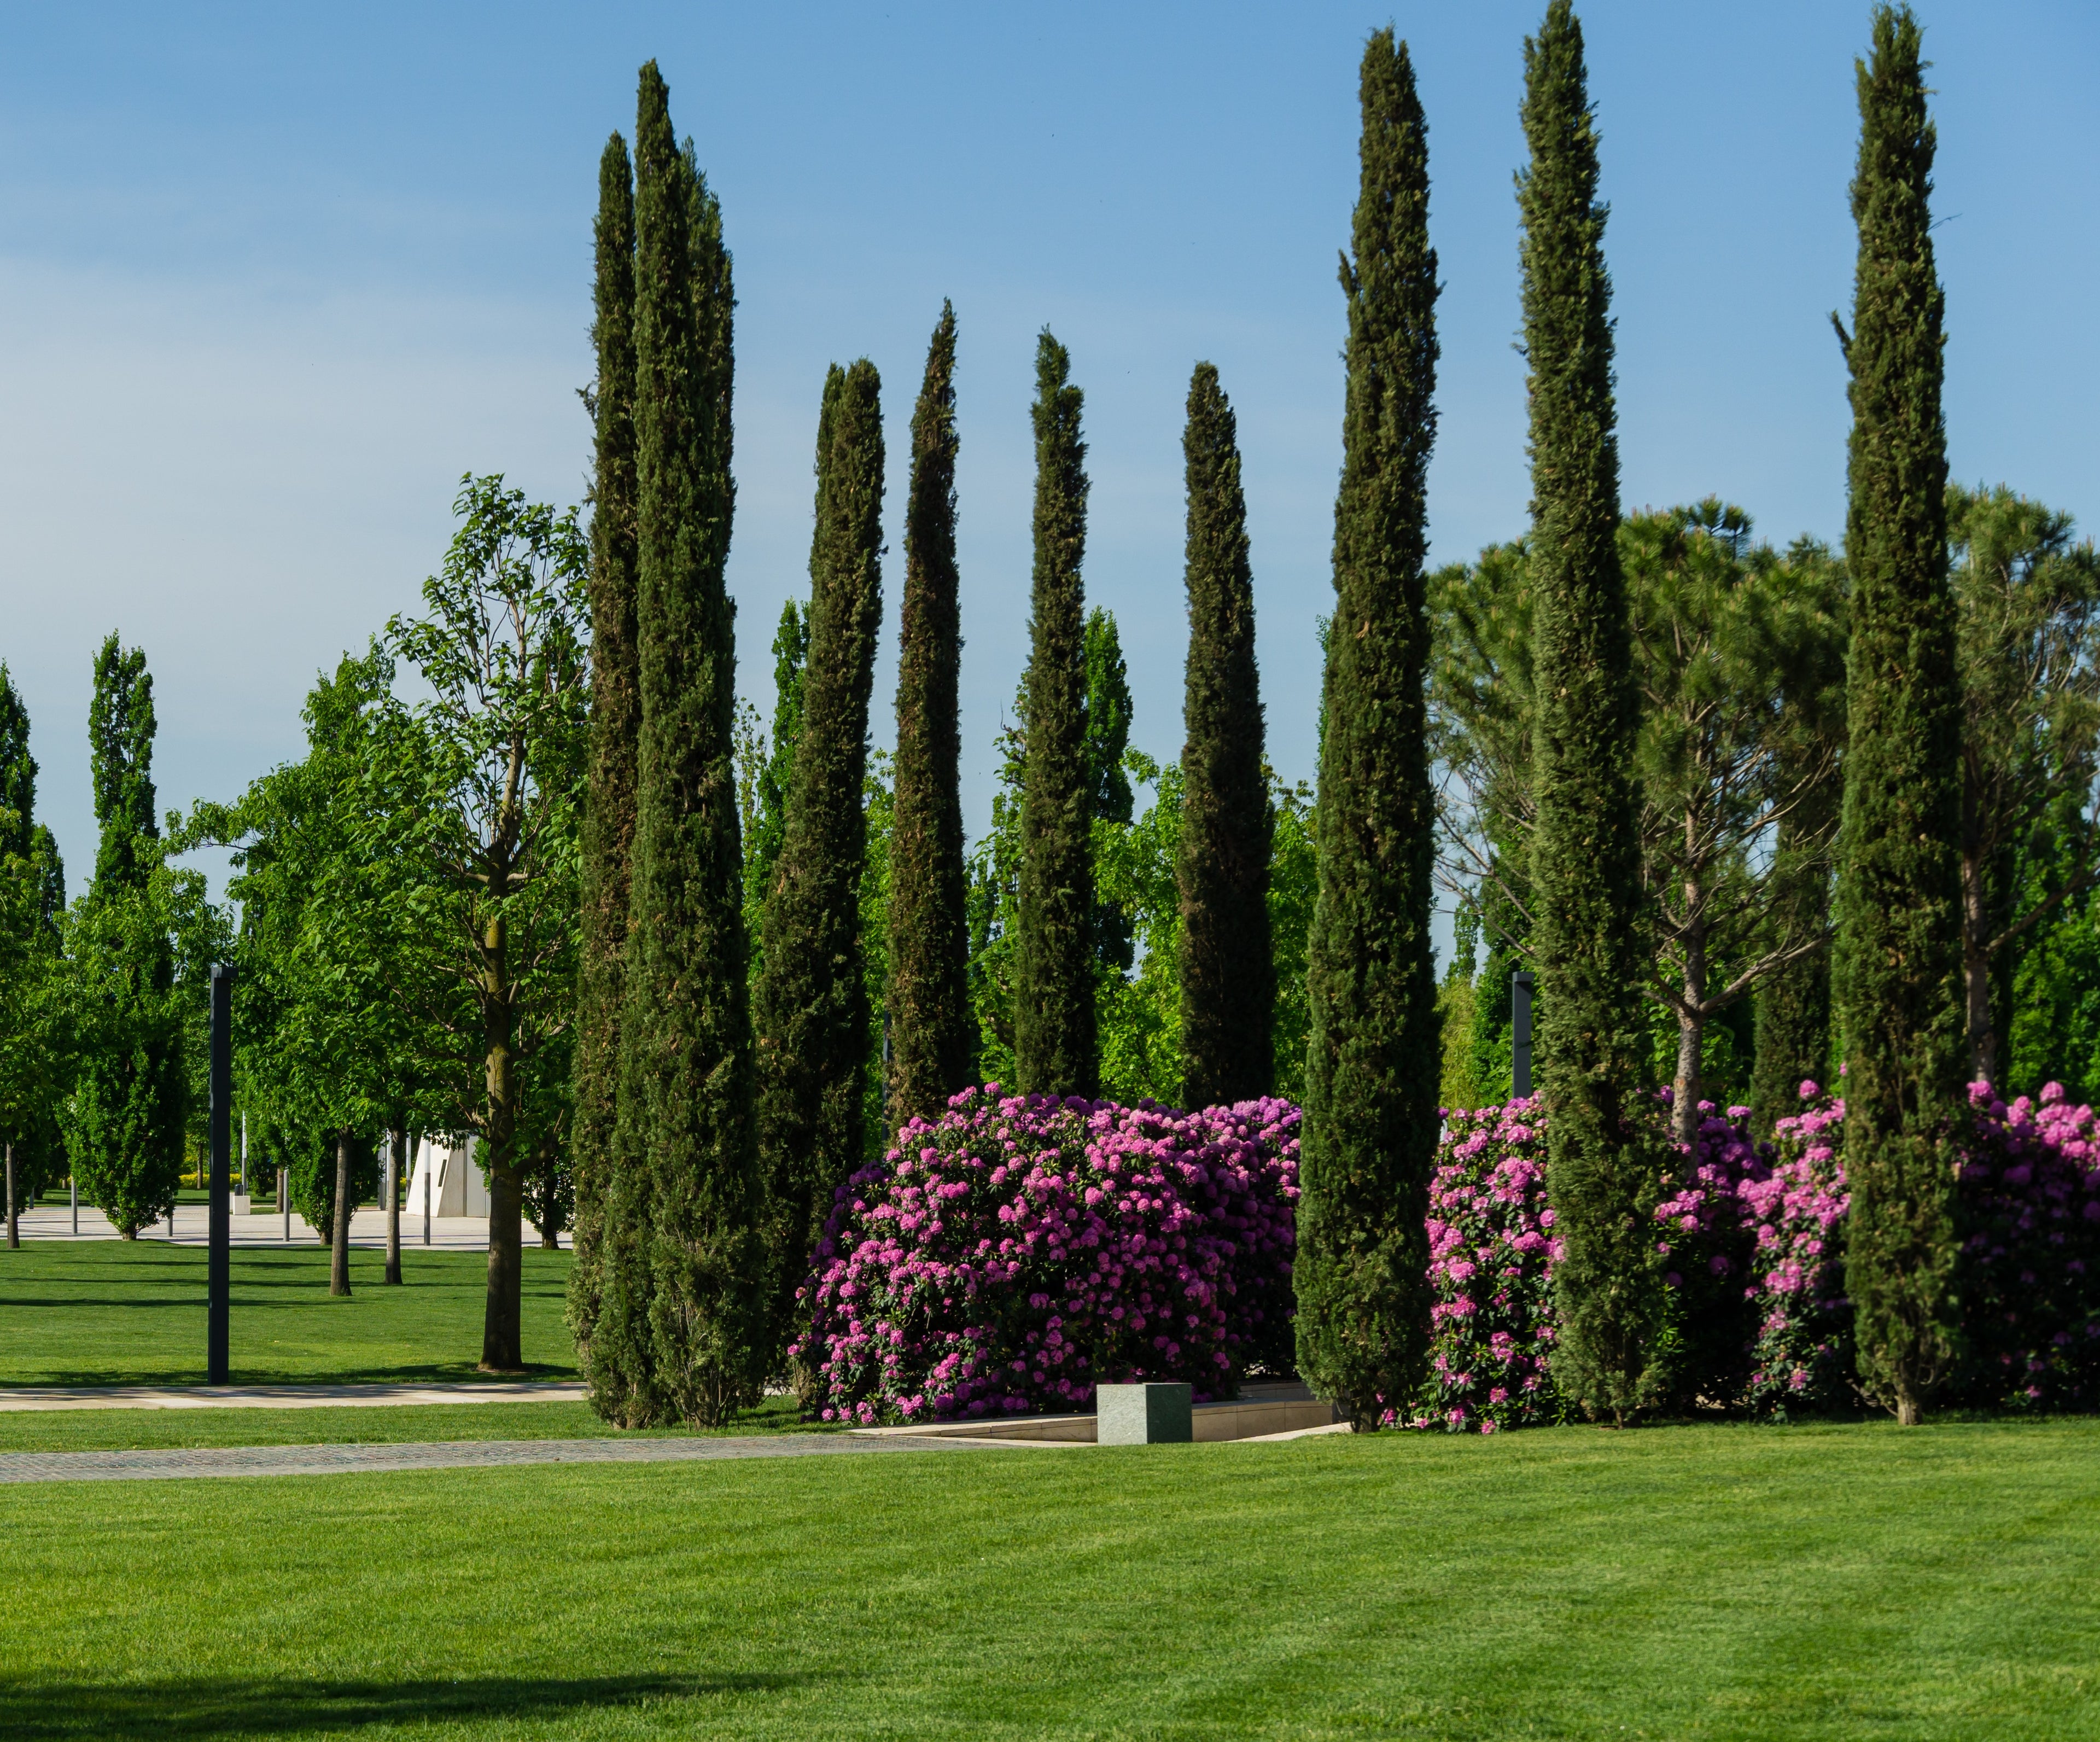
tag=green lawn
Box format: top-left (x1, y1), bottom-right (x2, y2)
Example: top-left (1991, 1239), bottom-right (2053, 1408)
top-left (0, 1240), bottom-right (575, 1386)
top-left (1, 1420), bottom-right (2094, 1740)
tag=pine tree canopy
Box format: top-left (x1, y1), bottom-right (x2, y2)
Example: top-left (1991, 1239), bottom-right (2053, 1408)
top-left (1293, 27), bottom-right (1442, 1431)
top-left (1013, 329), bottom-right (1098, 1099)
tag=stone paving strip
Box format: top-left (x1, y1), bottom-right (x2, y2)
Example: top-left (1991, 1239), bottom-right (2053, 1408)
top-left (0, 1380), bottom-right (590, 1412)
top-left (0, 1431), bottom-right (1034, 1484)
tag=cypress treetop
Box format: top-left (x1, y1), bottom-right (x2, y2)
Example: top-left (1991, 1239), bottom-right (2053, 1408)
top-left (755, 357), bottom-right (886, 1366)
top-left (569, 127), bottom-right (640, 1378)
top-left (1519, 1), bottom-right (1664, 1424)
top-left (886, 302), bottom-right (975, 1125)
top-left (1293, 29), bottom-right (1442, 1430)
top-left (1834, 3), bottom-right (1965, 1426)
top-left (1014, 330), bottom-right (1098, 1099)
top-left (1176, 360), bottom-right (1273, 1111)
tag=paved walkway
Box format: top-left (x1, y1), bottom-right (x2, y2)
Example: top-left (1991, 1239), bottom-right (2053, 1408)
top-left (0, 1432), bottom-right (1015, 1484)
top-left (0, 1380), bottom-right (588, 1412)
top-left (8, 1203), bottom-right (563, 1251)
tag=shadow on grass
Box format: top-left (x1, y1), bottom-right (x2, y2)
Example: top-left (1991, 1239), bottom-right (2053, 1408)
top-left (0, 1671), bottom-right (796, 1739)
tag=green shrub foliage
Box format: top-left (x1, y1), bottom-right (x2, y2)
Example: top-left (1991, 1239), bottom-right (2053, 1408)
top-left (1177, 363), bottom-right (1274, 1110)
top-left (1519, 3), bottom-right (1668, 1423)
top-left (1013, 331), bottom-right (1097, 1098)
top-left (1294, 30), bottom-right (1442, 1431)
top-left (1834, 4), bottom-right (1967, 1424)
top-left (886, 304), bottom-right (975, 1127)
top-left (755, 357), bottom-right (885, 1367)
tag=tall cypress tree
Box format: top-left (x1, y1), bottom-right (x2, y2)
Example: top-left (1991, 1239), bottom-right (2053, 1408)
top-left (756, 358), bottom-right (885, 1361)
top-left (1293, 30), bottom-right (1442, 1430)
top-left (1013, 331), bottom-right (1096, 1099)
top-left (886, 303), bottom-right (973, 1125)
top-left (1520, 3), bottom-right (1664, 1423)
top-left (1177, 362), bottom-right (1273, 1110)
top-left (569, 130), bottom-right (640, 1373)
top-left (744, 598), bottom-right (809, 963)
top-left (1834, 4), bottom-right (1964, 1426)
top-left (593, 62), bottom-right (762, 1428)
top-left (72, 635), bottom-right (185, 1239)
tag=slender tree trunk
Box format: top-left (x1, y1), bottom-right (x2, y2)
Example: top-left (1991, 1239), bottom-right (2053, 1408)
top-left (1673, 858), bottom-right (1707, 1147)
top-left (384, 1123), bottom-right (404, 1284)
top-left (1959, 845), bottom-right (1997, 1083)
top-left (5, 1141), bottom-right (16, 1249)
top-left (329, 1130), bottom-right (353, 1296)
top-left (481, 912), bottom-right (525, 1372)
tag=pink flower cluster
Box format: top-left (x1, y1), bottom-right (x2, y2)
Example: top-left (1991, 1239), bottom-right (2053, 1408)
top-left (1742, 1086), bottom-right (1852, 1419)
top-left (1404, 1098), bottom-right (1561, 1434)
top-left (793, 1087), bottom-right (1299, 1426)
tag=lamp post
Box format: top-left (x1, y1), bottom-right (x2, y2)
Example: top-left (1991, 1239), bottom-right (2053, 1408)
top-left (207, 962), bottom-right (237, 1384)
top-left (1512, 971), bottom-right (1536, 1099)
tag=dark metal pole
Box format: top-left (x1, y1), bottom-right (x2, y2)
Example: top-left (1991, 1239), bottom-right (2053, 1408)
top-left (1512, 971), bottom-right (1536, 1100)
top-left (207, 962), bottom-right (236, 1384)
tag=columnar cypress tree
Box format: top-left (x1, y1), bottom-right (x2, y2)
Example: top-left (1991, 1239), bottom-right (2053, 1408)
top-left (1834, 4), bottom-right (1965, 1426)
top-left (756, 358), bottom-right (885, 1359)
top-left (886, 303), bottom-right (973, 1125)
top-left (1177, 362), bottom-right (1273, 1110)
top-left (569, 130), bottom-right (640, 1373)
top-left (594, 62), bottom-right (763, 1428)
top-left (1084, 608), bottom-right (1136, 984)
top-left (1013, 331), bottom-right (1096, 1098)
top-left (71, 635), bottom-right (185, 1239)
top-left (744, 598), bottom-right (808, 960)
top-left (1521, 3), bottom-right (1664, 1423)
top-left (1293, 31), bottom-right (1442, 1430)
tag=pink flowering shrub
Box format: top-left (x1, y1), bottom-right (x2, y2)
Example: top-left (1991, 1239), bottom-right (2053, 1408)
top-left (1742, 1086), bottom-right (1853, 1420)
top-left (1407, 1098), bottom-right (1561, 1433)
top-left (794, 1087), bottom-right (1299, 1426)
top-left (1655, 1098), bottom-right (1772, 1411)
top-left (1947, 1082), bottom-right (2100, 1412)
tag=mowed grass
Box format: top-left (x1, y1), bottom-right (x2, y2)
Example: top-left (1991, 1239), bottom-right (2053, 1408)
top-left (0, 1396), bottom-right (819, 1453)
top-left (1, 1422), bottom-right (2095, 1741)
top-left (0, 1240), bottom-right (576, 1386)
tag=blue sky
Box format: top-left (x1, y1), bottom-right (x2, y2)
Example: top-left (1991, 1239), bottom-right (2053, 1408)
top-left (0, 2), bottom-right (2093, 934)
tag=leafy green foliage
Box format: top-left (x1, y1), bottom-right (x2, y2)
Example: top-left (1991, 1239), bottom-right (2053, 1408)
top-left (1013, 331), bottom-right (1097, 1098)
top-left (1295, 28), bottom-right (1442, 1430)
top-left (0, 667), bottom-right (68, 1205)
top-left (1177, 363), bottom-right (1274, 1110)
top-left (1834, 4), bottom-right (1967, 1423)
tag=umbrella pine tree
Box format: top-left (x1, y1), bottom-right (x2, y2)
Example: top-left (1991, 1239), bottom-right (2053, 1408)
top-left (886, 304), bottom-right (973, 1124)
top-left (1834, 4), bottom-right (1965, 1426)
top-left (1293, 30), bottom-right (1442, 1429)
top-left (1176, 362), bottom-right (1273, 1110)
top-left (1519, 2), bottom-right (1665, 1423)
top-left (1013, 331), bottom-right (1096, 1098)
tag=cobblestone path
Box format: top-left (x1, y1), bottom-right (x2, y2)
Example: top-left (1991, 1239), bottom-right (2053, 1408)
top-left (0, 1432), bottom-right (1012, 1484)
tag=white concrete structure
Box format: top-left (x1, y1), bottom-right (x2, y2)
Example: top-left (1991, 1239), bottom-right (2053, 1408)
top-left (407, 1135), bottom-right (488, 1219)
